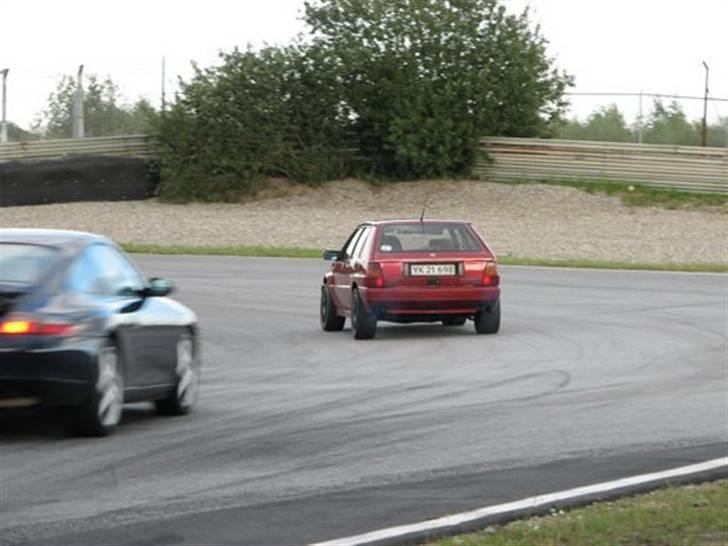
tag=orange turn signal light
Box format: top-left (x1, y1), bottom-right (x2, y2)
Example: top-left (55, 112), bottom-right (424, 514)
top-left (0, 320), bottom-right (35, 335)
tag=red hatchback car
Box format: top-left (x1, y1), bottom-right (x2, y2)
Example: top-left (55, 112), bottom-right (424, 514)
top-left (320, 220), bottom-right (501, 339)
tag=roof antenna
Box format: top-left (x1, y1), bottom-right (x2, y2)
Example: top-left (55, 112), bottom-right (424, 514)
top-left (420, 194), bottom-right (430, 223)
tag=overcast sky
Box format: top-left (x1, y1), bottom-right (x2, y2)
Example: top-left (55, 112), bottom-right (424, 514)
top-left (2, 0), bottom-right (726, 130)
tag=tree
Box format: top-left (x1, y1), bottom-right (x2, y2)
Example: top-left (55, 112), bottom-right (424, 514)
top-left (705, 117), bottom-right (727, 148)
top-left (303, 0), bottom-right (572, 177)
top-left (5, 121), bottom-right (39, 142)
top-left (558, 104), bottom-right (632, 142)
top-left (559, 103), bottom-right (727, 147)
top-left (643, 100), bottom-right (699, 146)
top-left (33, 74), bottom-right (157, 138)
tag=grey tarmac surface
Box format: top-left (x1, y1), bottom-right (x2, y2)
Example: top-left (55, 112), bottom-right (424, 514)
top-left (1, 257), bottom-right (726, 545)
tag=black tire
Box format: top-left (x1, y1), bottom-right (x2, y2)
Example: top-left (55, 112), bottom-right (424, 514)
top-left (474, 300), bottom-right (501, 334)
top-left (69, 341), bottom-right (124, 437)
top-left (320, 286), bottom-right (345, 331)
top-left (442, 317), bottom-right (467, 327)
top-left (351, 289), bottom-right (377, 340)
top-left (156, 333), bottom-right (200, 416)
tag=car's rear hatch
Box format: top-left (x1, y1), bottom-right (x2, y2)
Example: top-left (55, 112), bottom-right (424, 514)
top-left (0, 243), bottom-right (60, 308)
top-left (0, 284), bottom-right (28, 319)
top-left (375, 253), bottom-right (497, 288)
top-left (0, 243), bottom-right (62, 349)
top-left (372, 221), bottom-right (498, 288)
top-left (0, 283), bottom-right (35, 354)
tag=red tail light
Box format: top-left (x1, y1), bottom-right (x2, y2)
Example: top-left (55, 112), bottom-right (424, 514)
top-left (0, 316), bottom-right (76, 336)
top-left (37, 322), bottom-right (77, 336)
top-left (366, 262), bottom-right (385, 288)
top-left (482, 262), bottom-right (500, 286)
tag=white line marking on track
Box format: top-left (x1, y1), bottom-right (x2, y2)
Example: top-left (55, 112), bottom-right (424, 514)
top-left (310, 457), bottom-right (728, 546)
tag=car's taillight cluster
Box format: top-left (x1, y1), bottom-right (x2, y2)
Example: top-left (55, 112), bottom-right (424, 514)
top-left (482, 262), bottom-right (500, 286)
top-left (365, 262), bottom-right (385, 288)
top-left (0, 315), bottom-right (76, 336)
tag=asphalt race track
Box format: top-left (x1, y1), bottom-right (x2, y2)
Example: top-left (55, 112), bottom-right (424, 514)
top-left (1, 257), bottom-right (726, 545)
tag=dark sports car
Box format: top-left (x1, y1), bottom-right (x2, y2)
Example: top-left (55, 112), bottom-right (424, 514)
top-left (0, 229), bottom-right (200, 436)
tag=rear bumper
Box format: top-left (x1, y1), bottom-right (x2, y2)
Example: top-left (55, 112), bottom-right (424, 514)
top-left (361, 286), bottom-right (500, 316)
top-left (0, 349), bottom-right (96, 407)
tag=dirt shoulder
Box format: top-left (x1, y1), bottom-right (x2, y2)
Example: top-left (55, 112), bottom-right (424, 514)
top-left (2, 180), bottom-right (726, 264)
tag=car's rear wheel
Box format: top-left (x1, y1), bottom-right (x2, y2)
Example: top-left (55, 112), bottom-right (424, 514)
top-left (351, 288), bottom-right (377, 340)
top-left (474, 300), bottom-right (500, 334)
top-left (69, 341), bottom-right (124, 437)
top-left (156, 333), bottom-right (200, 416)
top-left (442, 317), bottom-right (467, 327)
top-left (320, 286), bottom-right (345, 331)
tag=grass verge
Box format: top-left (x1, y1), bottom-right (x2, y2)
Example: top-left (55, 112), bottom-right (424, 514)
top-left (121, 243), bottom-right (727, 273)
top-left (428, 480), bottom-right (728, 546)
top-left (522, 179), bottom-right (727, 210)
top-left (121, 243), bottom-right (322, 259)
top-left (497, 256), bottom-right (728, 273)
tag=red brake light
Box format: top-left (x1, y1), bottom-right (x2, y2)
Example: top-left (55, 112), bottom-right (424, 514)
top-left (482, 262), bottom-right (500, 286)
top-left (367, 262), bottom-right (385, 288)
top-left (38, 322), bottom-right (76, 336)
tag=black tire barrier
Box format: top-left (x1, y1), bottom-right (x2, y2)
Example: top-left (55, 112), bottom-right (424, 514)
top-left (0, 156), bottom-right (159, 207)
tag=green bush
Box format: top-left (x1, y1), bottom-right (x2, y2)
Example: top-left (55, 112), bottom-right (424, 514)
top-left (156, 46), bottom-right (355, 202)
top-left (158, 0), bottom-right (572, 201)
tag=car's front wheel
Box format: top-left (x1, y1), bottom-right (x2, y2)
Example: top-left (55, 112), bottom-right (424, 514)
top-left (320, 286), bottom-right (345, 331)
top-left (474, 300), bottom-right (501, 334)
top-left (351, 288), bottom-right (377, 340)
top-left (69, 341), bottom-right (124, 437)
top-left (156, 333), bottom-right (200, 416)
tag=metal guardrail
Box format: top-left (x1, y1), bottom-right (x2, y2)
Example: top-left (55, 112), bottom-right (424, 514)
top-left (476, 137), bottom-right (728, 193)
top-left (0, 134), bottom-right (154, 162)
top-left (3, 134), bottom-right (727, 194)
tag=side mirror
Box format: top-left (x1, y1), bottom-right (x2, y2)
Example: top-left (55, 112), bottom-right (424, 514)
top-left (146, 277), bottom-right (176, 297)
top-left (323, 250), bottom-right (342, 261)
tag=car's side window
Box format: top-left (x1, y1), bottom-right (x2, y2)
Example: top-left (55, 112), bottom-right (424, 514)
top-left (93, 246), bottom-right (146, 296)
top-left (351, 227), bottom-right (371, 260)
top-left (342, 228), bottom-right (364, 259)
top-left (66, 250), bottom-right (98, 294)
top-left (68, 245), bottom-right (145, 297)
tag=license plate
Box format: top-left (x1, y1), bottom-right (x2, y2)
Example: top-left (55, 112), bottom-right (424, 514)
top-left (410, 264), bottom-right (456, 276)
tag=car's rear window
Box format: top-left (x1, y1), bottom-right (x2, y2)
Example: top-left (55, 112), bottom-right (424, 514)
top-left (0, 244), bottom-right (60, 285)
top-left (378, 223), bottom-right (483, 253)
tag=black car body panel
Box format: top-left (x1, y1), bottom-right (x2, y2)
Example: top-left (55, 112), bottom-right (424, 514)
top-left (0, 229), bottom-right (198, 415)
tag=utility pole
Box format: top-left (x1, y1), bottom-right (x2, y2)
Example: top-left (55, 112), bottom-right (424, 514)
top-left (1, 68), bottom-right (9, 144)
top-left (701, 61), bottom-right (709, 147)
top-left (161, 56), bottom-right (166, 114)
top-left (637, 90), bottom-right (643, 144)
top-left (72, 64), bottom-right (85, 138)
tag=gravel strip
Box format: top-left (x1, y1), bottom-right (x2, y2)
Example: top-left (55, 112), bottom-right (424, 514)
top-left (1, 180), bottom-right (726, 264)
